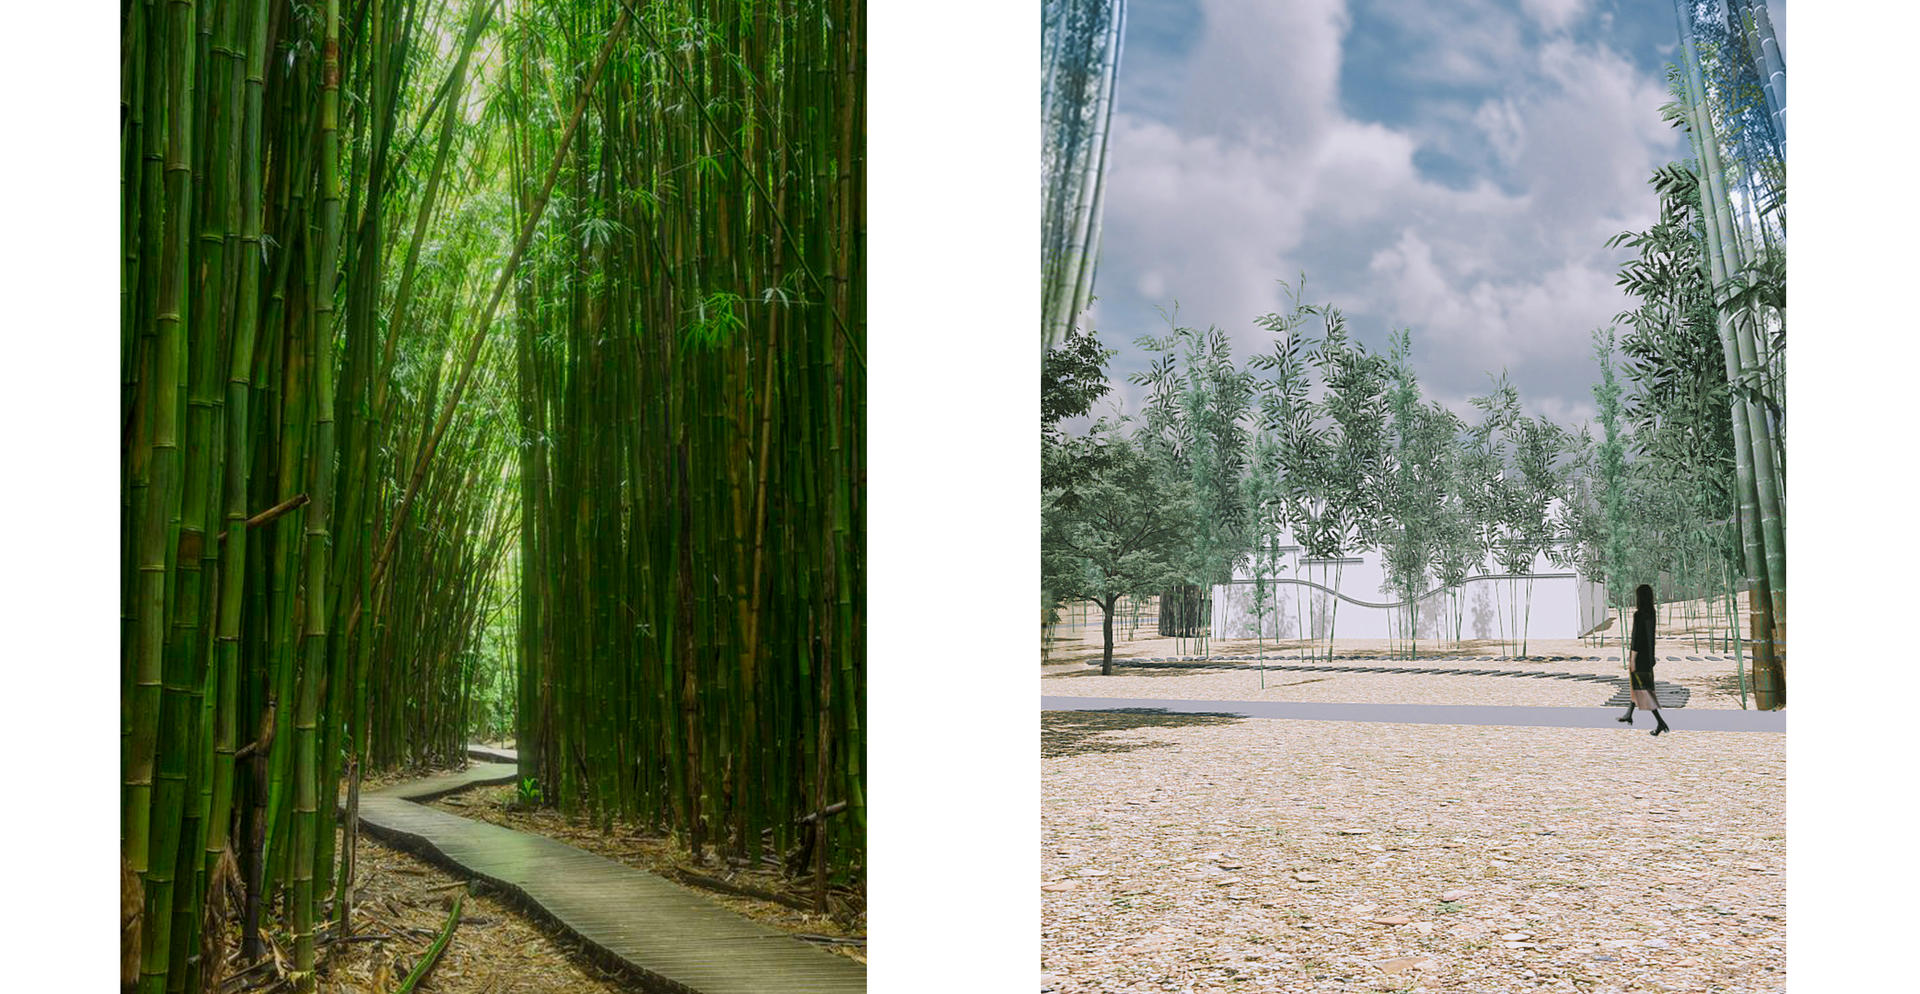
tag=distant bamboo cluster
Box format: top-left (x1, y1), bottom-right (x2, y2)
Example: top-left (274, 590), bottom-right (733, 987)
top-left (502, 0), bottom-right (866, 893)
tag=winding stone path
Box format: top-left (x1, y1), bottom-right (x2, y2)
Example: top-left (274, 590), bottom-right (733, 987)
top-left (356, 746), bottom-right (864, 994)
top-left (1040, 696), bottom-right (1784, 733)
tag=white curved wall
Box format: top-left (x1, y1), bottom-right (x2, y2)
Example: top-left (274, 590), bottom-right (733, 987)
top-left (1209, 545), bottom-right (1589, 642)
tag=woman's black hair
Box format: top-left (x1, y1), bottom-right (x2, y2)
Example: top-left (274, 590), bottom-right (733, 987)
top-left (1635, 583), bottom-right (1655, 617)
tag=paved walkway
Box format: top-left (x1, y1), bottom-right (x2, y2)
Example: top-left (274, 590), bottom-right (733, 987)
top-left (358, 746), bottom-right (865, 994)
top-left (1040, 696), bottom-right (1784, 733)
top-left (1081, 658), bottom-right (1694, 708)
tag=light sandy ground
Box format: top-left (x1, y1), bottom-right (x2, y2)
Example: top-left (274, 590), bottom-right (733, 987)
top-left (1041, 715), bottom-right (1784, 994)
top-left (1042, 635), bottom-right (1756, 711)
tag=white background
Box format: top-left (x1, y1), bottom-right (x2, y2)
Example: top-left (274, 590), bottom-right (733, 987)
top-left (0, 2), bottom-right (1906, 989)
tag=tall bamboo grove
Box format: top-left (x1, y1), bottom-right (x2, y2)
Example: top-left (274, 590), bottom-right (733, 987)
top-left (121, 1), bottom-right (866, 991)
top-left (504, 0), bottom-right (868, 895)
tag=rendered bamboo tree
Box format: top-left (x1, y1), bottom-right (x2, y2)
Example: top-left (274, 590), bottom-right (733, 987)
top-left (1179, 326), bottom-right (1254, 654)
top-left (1556, 423), bottom-right (1603, 644)
top-left (1303, 308), bottom-right (1389, 662)
top-left (1508, 414), bottom-right (1570, 656)
top-left (1464, 377), bottom-right (1520, 651)
top-left (1130, 319), bottom-right (1199, 649)
top-left (1250, 284), bottom-right (1319, 664)
top-left (1381, 330), bottom-right (1447, 659)
top-left (1431, 410), bottom-right (1478, 648)
top-left (1042, 0), bottom-right (1127, 353)
top-left (1246, 423), bottom-right (1295, 677)
top-left (1590, 330), bottom-right (1633, 659)
top-left (1672, 0), bottom-right (1784, 707)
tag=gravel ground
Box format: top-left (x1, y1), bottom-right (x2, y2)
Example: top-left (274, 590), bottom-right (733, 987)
top-left (1041, 713), bottom-right (1784, 994)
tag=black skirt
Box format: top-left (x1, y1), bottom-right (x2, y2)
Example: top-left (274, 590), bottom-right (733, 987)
top-left (1630, 668), bottom-right (1655, 691)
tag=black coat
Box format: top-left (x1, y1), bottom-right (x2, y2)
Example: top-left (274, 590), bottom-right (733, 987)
top-left (1630, 608), bottom-right (1655, 675)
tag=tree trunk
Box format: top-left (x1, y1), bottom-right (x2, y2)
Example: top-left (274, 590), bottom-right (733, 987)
top-left (1101, 595), bottom-right (1117, 676)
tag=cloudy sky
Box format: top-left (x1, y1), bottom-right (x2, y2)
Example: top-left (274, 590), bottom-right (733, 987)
top-left (1081, 0), bottom-right (1783, 429)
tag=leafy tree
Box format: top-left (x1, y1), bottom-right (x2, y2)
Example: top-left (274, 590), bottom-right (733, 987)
top-left (1042, 323), bottom-right (1119, 547)
top-left (1043, 323), bottom-right (1117, 443)
top-left (1043, 422), bottom-right (1195, 674)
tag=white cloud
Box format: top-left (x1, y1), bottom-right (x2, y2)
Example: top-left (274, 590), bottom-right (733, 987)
top-left (1521, 0), bottom-right (1591, 34)
top-left (1178, 0), bottom-right (1350, 142)
top-left (1089, 0), bottom-right (1686, 428)
top-left (1473, 97), bottom-right (1526, 167)
top-left (1366, 228), bottom-right (1625, 364)
top-left (1363, 0), bottom-right (1527, 86)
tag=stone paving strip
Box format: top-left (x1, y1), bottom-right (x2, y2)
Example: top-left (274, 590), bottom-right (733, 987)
top-left (357, 747), bottom-right (866, 994)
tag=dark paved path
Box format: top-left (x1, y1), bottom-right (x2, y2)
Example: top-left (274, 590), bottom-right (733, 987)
top-left (358, 745), bottom-right (865, 994)
top-left (1040, 696), bottom-right (1784, 733)
top-left (465, 743), bottom-right (520, 765)
top-left (1073, 658), bottom-right (1695, 708)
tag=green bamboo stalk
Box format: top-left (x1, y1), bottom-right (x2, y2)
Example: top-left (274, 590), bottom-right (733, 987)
top-left (1673, 14), bottom-right (1784, 706)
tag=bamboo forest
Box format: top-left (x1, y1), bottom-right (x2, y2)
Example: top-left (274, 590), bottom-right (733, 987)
top-left (119, 1), bottom-right (865, 992)
top-left (1043, 0), bottom-right (1784, 705)
top-left (1042, 3), bottom-right (1789, 992)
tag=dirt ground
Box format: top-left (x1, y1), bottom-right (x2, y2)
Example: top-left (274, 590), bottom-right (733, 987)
top-left (220, 832), bottom-right (634, 994)
top-left (1040, 712), bottom-right (1784, 994)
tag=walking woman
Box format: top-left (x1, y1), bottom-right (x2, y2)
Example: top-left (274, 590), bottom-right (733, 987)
top-left (1618, 583), bottom-right (1671, 735)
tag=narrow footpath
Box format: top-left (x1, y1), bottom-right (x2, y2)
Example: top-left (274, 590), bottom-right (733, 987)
top-left (357, 746), bottom-right (866, 994)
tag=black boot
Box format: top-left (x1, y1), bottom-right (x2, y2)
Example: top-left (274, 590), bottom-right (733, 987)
top-left (1650, 709), bottom-right (1670, 735)
top-left (1617, 705), bottom-right (1634, 724)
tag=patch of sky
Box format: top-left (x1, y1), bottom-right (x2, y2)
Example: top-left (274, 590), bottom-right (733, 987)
top-left (1112, 0), bottom-right (1205, 124)
top-left (1596, 0), bottom-right (1695, 77)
